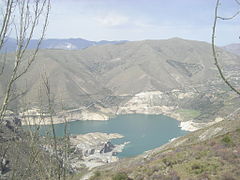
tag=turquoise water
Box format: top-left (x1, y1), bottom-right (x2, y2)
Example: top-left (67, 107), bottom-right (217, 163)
top-left (29, 114), bottom-right (188, 158)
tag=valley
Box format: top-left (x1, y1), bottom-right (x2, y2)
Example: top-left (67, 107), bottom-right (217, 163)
top-left (1, 0), bottom-right (240, 179)
top-left (2, 38), bottom-right (239, 131)
top-left (1, 38), bottom-right (240, 179)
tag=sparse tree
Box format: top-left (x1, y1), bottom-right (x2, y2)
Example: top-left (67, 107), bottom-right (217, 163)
top-left (0, 0), bottom-right (54, 179)
top-left (0, 0), bottom-right (50, 122)
top-left (212, 0), bottom-right (240, 95)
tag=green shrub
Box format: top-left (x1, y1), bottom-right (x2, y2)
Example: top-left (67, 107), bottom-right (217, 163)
top-left (222, 135), bottom-right (234, 146)
top-left (184, 160), bottom-right (220, 176)
top-left (191, 163), bottom-right (204, 174)
top-left (112, 172), bottom-right (129, 180)
top-left (236, 128), bottom-right (240, 134)
top-left (94, 171), bottom-right (101, 177)
top-left (89, 171), bottom-right (101, 180)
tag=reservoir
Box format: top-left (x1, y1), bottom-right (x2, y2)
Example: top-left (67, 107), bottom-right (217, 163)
top-left (33, 114), bottom-right (188, 158)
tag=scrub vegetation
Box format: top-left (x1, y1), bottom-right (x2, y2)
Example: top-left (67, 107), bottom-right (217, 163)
top-left (176, 109), bottom-right (201, 120)
top-left (89, 126), bottom-right (240, 180)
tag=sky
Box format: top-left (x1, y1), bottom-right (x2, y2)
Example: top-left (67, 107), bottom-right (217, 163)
top-left (43, 0), bottom-right (240, 45)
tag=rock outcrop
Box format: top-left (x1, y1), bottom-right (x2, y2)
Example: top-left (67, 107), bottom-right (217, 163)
top-left (100, 142), bottom-right (115, 154)
top-left (68, 132), bottom-right (127, 170)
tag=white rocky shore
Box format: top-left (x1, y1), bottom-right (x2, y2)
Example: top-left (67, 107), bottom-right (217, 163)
top-left (179, 117), bottom-right (224, 132)
top-left (116, 91), bottom-right (224, 131)
top-left (68, 132), bottom-right (128, 170)
top-left (19, 91), bottom-right (224, 132)
top-left (20, 107), bottom-right (111, 125)
top-left (116, 91), bottom-right (184, 120)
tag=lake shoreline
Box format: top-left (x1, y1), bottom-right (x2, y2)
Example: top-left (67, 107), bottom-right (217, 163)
top-left (21, 111), bottom-right (218, 132)
top-left (24, 114), bottom-right (188, 158)
top-left (20, 90), bottom-right (225, 132)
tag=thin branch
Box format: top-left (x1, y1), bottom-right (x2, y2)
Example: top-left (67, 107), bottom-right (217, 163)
top-left (0, 0), bottom-right (14, 51)
top-left (0, 0), bottom-right (51, 122)
top-left (212, 0), bottom-right (240, 95)
top-left (235, 0), bottom-right (240, 6)
top-left (0, 53), bottom-right (7, 76)
top-left (14, 0), bottom-right (50, 81)
top-left (8, 89), bottom-right (28, 104)
top-left (217, 10), bottom-right (240, 20)
top-left (41, 72), bottom-right (62, 179)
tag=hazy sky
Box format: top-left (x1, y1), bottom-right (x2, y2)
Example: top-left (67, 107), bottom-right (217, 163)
top-left (45, 0), bottom-right (240, 45)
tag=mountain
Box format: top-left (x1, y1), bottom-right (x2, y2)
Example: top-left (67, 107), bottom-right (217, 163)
top-left (1, 38), bottom-right (240, 125)
top-left (1, 38), bottom-right (240, 179)
top-left (223, 43), bottom-right (240, 56)
top-left (2, 37), bottom-right (127, 52)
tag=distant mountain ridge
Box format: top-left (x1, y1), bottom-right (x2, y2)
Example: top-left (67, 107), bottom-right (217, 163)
top-left (223, 43), bottom-right (240, 56)
top-left (2, 37), bottom-right (127, 52)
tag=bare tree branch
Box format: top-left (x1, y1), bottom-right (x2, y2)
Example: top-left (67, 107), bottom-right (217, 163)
top-left (217, 10), bottom-right (240, 20)
top-left (41, 72), bottom-right (62, 180)
top-left (0, 0), bottom-right (14, 51)
top-left (0, 0), bottom-right (51, 122)
top-left (235, 0), bottom-right (240, 6)
top-left (0, 53), bottom-right (7, 76)
top-left (212, 0), bottom-right (240, 96)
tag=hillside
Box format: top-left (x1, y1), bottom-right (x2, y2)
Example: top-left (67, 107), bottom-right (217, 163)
top-left (1, 38), bottom-right (240, 127)
top-left (84, 116), bottom-right (240, 180)
top-left (223, 43), bottom-right (240, 56)
top-left (2, 105), bottom-right (240, 180)
top-left (1, 38), bottom-right (240, 179)
top-left (0, 121), bottom-right (62, 179)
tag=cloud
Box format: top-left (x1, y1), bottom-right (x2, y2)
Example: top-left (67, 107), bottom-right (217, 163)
top-left (94, 13), bottom-right (129, 27)
top-left (133, 20), bottom-right (155, 28)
